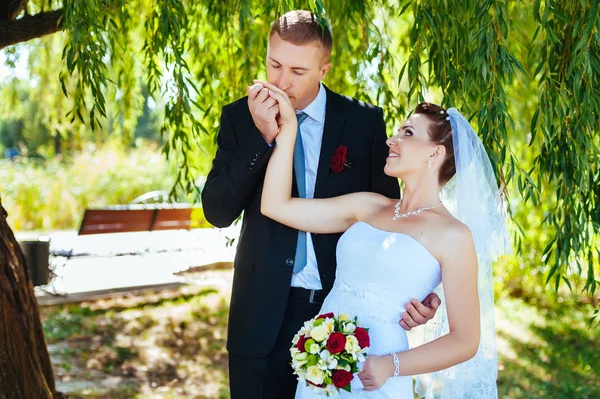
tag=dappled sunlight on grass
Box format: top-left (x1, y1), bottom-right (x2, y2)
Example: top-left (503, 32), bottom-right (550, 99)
top-left (41, 271), bottom-right (598, 399)
top-left (41, 279), bottom-right (231, 399)
top-left (496, 297), bottom-right (599, 398)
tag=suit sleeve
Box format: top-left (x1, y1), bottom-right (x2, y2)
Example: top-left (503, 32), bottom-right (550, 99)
top-left (201, 104), bottom-right (274, 227)
top-left (370, 107), bottom-right (401, 198)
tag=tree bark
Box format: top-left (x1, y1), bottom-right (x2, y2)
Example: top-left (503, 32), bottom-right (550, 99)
top-left (0, 0), bottom-right (27, 21)
top-left (0, 9), bottom-right (63, 50)
top-left (0, 197), bottom-right (56, 399)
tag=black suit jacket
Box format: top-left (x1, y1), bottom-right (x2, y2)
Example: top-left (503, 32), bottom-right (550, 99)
top-left (201, 86), bottom-right (400, 358)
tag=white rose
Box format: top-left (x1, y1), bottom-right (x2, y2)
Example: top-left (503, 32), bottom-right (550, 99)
top-left (343, 322), bottom-right (356, 334)
top-left (310, 324), bottom-right (330, 342)
top-left (323, 318), bottom-right (335, 333)
top-left (356, 350), bottom-right (367, 363)
top-left (327, 357), bottom-right (338, 370)
top-left (324, 384), bottom-right (340, 396)
top-left (319, 349), bottom-right (331, 361)
top-left (292, 351), bottom-right (308, 361)
top-left (296, 368), bottom-right (307, 378)
top-left (305, 365), bottom-right (325, 386)
top-left (292, 357), bottom-right (308, 370)
top-left (309, 343), bottom-right (321, 354)
top-left (303, 320), bottom-right (315, 331)
top-left (345, 335), bottom-right (360, 355)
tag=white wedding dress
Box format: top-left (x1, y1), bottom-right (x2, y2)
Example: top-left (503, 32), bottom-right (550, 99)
top-left (295, 221), bottom-right (442, 399)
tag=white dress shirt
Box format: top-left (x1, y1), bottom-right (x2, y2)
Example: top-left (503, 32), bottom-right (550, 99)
top-left (291, 83), bottom-right (327, 290)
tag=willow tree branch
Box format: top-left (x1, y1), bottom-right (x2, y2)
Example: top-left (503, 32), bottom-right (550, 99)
top-left (0, 9), bottom-right (63, 50)
top-left (0, 0), bottom-right (27, 21)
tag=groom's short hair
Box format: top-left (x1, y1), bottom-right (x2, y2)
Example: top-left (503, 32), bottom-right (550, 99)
top-left (270, 10), bottom-right (333, 61)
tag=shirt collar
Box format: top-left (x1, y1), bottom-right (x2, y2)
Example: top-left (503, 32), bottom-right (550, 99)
top-left (297, 83), bottom-right (326, 124)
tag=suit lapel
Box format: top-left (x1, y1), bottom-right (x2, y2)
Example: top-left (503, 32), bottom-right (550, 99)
top-left (314, 87), bottom-right (345, 198)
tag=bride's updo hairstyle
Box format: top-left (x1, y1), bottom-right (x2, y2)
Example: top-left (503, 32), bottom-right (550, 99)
top-left (414, 102), bottom-right (456, 185)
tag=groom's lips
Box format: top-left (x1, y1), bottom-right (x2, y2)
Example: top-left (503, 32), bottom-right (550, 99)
top-left (387, 150), bottom-right (400, 158)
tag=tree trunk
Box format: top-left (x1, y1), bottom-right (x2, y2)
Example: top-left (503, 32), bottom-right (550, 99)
top-left (0, 197), bottom-right (57, 399)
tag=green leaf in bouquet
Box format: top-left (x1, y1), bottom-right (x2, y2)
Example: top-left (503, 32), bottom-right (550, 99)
top-left (340, 354), bottom-right (353, 362)
top-left (324, 375), bottom-right (333, 385)
top-left (343, 384), bottom-right (352, 393)
top-left (338, 358), bottom-right (349, 368)
top-left (314, 318), bottom-right (325, 327)
top-left (334, 319), bottom-right (341, 331)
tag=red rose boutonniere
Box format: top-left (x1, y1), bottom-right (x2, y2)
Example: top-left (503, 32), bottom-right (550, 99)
top-left (330, 145), bottom-right (351, 174)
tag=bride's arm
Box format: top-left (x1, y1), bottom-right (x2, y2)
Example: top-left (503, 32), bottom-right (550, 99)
top-left (259, 81), bottom-right (390, 234)
top-left (360, 225), bottom-right (480, 389)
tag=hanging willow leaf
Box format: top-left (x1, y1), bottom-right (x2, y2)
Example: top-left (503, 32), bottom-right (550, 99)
top-left (0, 0), bottom-right (598, 309)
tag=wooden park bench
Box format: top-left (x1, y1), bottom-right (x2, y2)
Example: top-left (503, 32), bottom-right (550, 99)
top-left (78, 204), bottom-right (195, 235)
top-left (43, 190), bottom-right (212, 261)
top-left (78, 191), bottom-right (208, 236)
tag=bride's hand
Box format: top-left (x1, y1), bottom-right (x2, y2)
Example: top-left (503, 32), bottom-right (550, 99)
top-left (358, 354), bottom-right (395, 391)
top-left (253, 80), bottom-right (297, 131)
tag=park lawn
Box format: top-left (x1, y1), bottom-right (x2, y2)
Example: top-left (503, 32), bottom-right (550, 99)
top-left (40, 270), bottom-right (599, 399)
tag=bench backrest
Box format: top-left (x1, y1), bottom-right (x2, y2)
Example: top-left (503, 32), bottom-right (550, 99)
top-left (79, 206), bottom-right (193, 235)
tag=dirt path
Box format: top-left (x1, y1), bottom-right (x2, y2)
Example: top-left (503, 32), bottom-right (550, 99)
top-left (43, 269), bottom-right (234, 399)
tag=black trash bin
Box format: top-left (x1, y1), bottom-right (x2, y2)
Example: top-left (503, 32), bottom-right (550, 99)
top-left (18, 237), bottom-right (50, 286)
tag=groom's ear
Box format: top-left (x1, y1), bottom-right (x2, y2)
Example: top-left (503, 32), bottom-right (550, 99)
top-left (319, 62), bottom-right (332, 81)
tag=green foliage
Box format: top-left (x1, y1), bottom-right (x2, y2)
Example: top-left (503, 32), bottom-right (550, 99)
top-left (1, 0), bottom-right (599, 299)
top-left (530, 1), bottom-right (600, 295)
top-left (496, 296), bottom-right (600, 398)
top-left (0, 140), bottom-right (176, 230)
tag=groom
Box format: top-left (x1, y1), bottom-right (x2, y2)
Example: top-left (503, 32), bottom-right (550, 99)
top-left (202, 10), bottom-right (440, 399)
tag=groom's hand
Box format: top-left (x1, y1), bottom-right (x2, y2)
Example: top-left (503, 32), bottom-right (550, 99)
top-left (398, 293), bottom-right (441, 331)
top-left (248, 83), bottom-right (280, 144)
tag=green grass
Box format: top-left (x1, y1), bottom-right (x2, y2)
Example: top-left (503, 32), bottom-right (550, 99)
top-left (40, 275), bottom-right (598, 399)
top-left (496, 297), bottom-right (599, 398)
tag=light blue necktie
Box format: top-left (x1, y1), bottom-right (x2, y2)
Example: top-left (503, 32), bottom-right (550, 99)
top-left (293, 112), bottom-right (309, 274)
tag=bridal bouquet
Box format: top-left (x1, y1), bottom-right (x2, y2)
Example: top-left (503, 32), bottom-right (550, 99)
top-left (290, 312), bottom-right (370, 396)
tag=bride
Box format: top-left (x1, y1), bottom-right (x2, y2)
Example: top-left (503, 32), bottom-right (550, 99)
top-left (259, 81), bottom-right (509, 398)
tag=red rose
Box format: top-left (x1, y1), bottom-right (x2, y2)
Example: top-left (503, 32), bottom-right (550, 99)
top-left (332, 369), bottom-right (353, 388)
top-left (354, 327), bottom-right (370, 349)
top-left (307, 380), bottom-right (325, 388)
top-left (317, 312), bottom-right (335, 320)
top-left (296, 335), bottom-right (308, 353)
top-left (330, 145), bottom-right (349, 174)
top-left (326, 332), bottom-right (346, 354)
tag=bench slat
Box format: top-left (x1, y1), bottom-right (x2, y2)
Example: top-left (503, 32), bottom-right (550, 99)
top-left (152, 208), bottom-right (192, 231)
top-left (78, 207), bottom-right (195, 235)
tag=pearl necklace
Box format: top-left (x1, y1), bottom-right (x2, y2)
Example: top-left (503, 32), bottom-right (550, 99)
top-left (392, 198), bottom-right (443, 220)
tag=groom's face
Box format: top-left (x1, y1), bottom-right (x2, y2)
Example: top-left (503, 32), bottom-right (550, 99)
top-left (267, 33), bottom-right (331, 110)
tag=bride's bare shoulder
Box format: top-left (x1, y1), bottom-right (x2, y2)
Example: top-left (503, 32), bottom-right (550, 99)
top-left (349, 192), bottom-right (395, 220)
top-left (435, 214), bottom-right (476, 259)
top-left (436, 213), bottom-right (471, 239)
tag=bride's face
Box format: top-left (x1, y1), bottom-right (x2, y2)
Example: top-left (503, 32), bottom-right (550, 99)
top-left (384, 114), bottom-right (439, 179)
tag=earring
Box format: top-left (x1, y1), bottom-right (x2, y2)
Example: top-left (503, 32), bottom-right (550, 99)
top-left (427, 159), bottom-right (432, 169)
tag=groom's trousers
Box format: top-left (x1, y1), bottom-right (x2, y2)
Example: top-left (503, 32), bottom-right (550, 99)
top-left (229, 288), bottom-right (323, 399)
